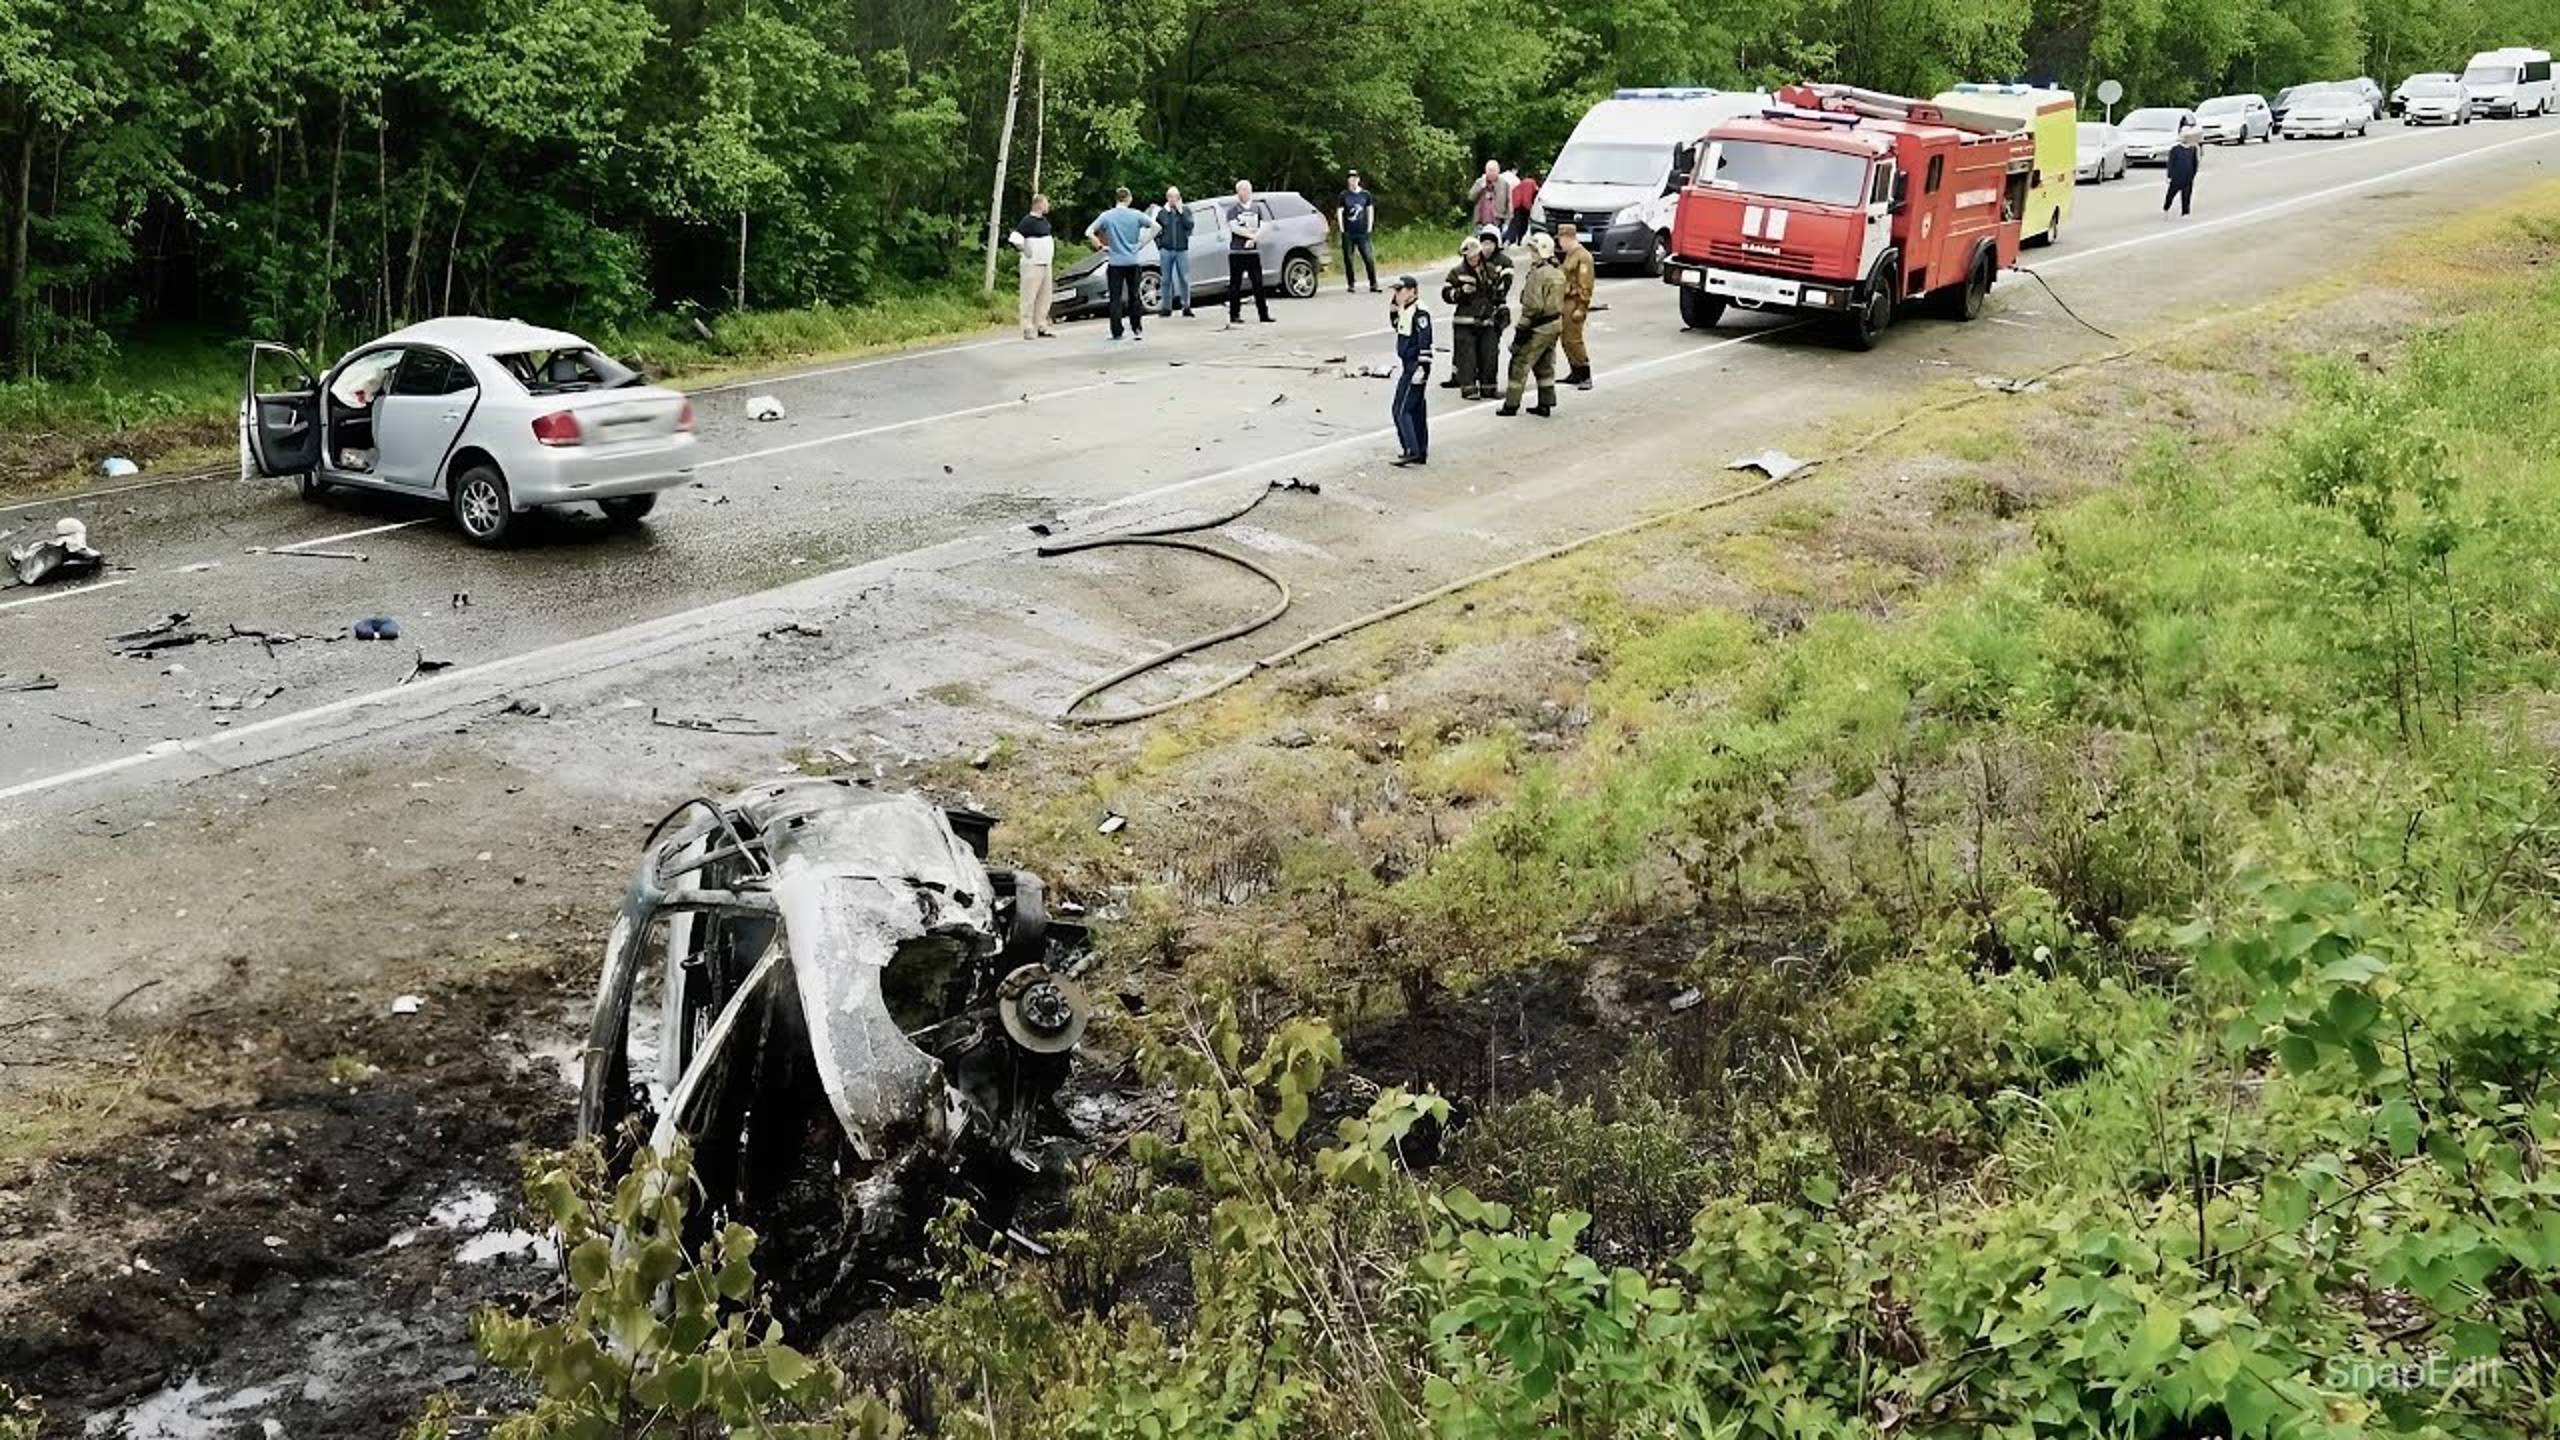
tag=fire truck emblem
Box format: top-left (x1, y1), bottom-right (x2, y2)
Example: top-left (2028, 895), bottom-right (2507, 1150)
top-left (1920, 213), bottom-right (1934, 240)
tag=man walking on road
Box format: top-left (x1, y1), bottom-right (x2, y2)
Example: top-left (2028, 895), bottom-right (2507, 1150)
top-left (1556, 221), bottom-right (1596, 390)
top-left (1156, 187), bottom-right (1197, 317)
top-left (1006, 194), bottom-right (1059, 339)
top-left (1226, 180), bottom-right (1274, 325)
top-left (2164, 128), bottom-right (2201, 217)
top-left (1085, 188), bottom-right (1158, 341)
top-left (1470, 160), bottom-right (1511, 235)
top-left (1506, 169), bottom-right (1540, 244)
top-left (1337, 171), bottom-right (1379, 293)
top-left (1388, 275), bottom-right (1432, 466)
top-left (1498, 232), bottom-right (1563, 417)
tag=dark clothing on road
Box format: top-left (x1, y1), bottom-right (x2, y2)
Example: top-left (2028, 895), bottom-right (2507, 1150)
top-left (1155, 204), bottom-right (1196, 251)
top-left (1226, 201), bottom-right (1273, 322)
top-left (2164, 142), bottom-right (2199, 215)
top-left (1441, 252), bottom-right (1509, 399)
top-left (1106, 264), bottom-right (1146, 338)
top-left (1391, 306), bottom-right (1433, 460)
top-left (1339, 189), bottom-right (1377, 291)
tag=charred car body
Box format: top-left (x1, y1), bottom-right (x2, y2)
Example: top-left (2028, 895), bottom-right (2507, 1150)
top-left (578, 780), bottom-right (1090, 1284)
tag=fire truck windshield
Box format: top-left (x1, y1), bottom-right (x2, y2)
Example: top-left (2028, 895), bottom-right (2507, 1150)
top-left (1703, 139), bottom-right (1868, 208)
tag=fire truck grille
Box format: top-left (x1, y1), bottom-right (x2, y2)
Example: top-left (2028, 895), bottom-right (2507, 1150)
top-left (1708, 240), bottom-right (1818, 274)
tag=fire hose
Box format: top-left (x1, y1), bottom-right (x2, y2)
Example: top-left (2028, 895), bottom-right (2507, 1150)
top-left (1045, 289), bottom-right (2160, 728)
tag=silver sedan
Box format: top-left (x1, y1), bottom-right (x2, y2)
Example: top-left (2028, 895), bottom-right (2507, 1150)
top-left (242, 317), bottom-right (697, 547)
top-left (2075, 122), bottom-right (2129, 181)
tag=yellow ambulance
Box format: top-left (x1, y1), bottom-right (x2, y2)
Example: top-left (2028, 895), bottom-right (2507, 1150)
top-left (1933, 84), bottom-right (2078, 247)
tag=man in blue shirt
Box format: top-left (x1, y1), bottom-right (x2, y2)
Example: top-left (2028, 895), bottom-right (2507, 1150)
top-left (1387, 275), bottom-right (1432, 466)
top-left (1336, 171), bottom-right (1379, 294)
top-left (1084, 187), bottom-right (1159, 340)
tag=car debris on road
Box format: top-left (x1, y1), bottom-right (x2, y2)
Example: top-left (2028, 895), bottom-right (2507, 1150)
top-left (1728, 449), bottom-right (1816, 481)
top-left (746, 394), bottom-right (787, 421)
top-left (10, 518), bottom-right (104, 587)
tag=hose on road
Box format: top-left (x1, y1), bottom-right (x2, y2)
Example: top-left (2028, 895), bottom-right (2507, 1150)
top-left (1046, 321), bottom-right (2155, 728)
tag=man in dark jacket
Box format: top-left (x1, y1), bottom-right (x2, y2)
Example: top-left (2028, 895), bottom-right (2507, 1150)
top-left (1155, 187), bottom-right (1196, 316)
top-left (1439, 236), bottom-right (1502, 400)
top-left (2163, 129), bottom-right (2201, 217)
top-left (1388, 275), bottom-right (1432, 465)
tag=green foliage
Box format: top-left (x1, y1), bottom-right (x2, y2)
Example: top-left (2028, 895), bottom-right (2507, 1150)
top-left (0, 1384), bottom-right (38, 1440)
top-left (461, 1142), bottom-right (907, 1438)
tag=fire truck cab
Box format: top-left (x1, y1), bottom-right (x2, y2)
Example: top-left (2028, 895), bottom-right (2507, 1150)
top-left (1663, 84), bottom-right (2035, 349)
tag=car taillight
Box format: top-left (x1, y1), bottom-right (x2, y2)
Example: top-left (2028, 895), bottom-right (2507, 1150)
top-left (677, 398), bottom-right (694, 433)
top-left (531, 410), bottom-right (582, 447)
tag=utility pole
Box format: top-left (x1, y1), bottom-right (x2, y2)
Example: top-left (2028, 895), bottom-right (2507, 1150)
top-left (982, 0), bottom-right (1032, 292)
top-left (1030, 60), bottom-right (1045, 197)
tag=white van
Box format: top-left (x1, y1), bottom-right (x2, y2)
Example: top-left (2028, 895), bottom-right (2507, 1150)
top-left (2461, 48), bottom-right (2556, 117)
top-left (1529, 87), bottom-right (1772, 272)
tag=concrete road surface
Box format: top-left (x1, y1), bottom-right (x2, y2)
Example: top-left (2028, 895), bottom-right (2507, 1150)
top-left (4, 116), bottom-right (2557, 825)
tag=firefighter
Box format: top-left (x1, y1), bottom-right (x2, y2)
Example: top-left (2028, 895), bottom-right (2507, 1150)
top-left (1438, 239), bottom-right (1490, 399)
top-left (1387, 275), bottom-right (1432, 466)
top-left (1474, 226), bottom-right (1514, 398)
top-left (1556, 221), bottom-right (1597, 390)
top-left (1499, 232), bottom-right (1564, 417)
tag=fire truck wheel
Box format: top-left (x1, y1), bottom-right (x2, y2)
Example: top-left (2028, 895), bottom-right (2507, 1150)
top-left (1938, 250), bottom-right (1993, 321)
top-left (1678, 288), bottom-right (1726, 331)
top-left (1843, 281), bottom-right (1892, 351)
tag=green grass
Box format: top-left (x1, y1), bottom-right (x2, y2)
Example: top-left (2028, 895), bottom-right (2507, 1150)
top-left (0, 327), bottom-right (239, 437)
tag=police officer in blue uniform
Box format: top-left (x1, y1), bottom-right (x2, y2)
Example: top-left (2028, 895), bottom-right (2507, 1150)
top-left (1388, 274), bottom-right (1432, 467)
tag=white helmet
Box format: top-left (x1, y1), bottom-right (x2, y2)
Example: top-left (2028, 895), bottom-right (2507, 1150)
top-left (1526, 232), bottom-right (1557, 260)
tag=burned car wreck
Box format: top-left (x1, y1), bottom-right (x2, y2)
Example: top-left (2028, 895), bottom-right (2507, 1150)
top-left (578, 779), bottom-right (1091, 1289)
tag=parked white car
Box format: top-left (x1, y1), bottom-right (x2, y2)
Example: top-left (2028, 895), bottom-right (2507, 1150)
top-left (2074, 122), bottom-right (2129, 181)
top-left (2119, 107), bottom-right (2196, 164)
top-left (2195, 94), bottom-right (2275, 144)
top-left (2280, 85), bottom-right (2376, 138)
top-left (242, 318), bottom-right (697, 546)
top-left (2391, 72), bottom-right (2457, 116)
top-left (2401, 78), bottom-right (2475, 125)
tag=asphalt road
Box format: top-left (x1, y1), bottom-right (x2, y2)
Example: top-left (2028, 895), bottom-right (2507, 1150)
top-left (5, 115), bottom-right (2559, 812)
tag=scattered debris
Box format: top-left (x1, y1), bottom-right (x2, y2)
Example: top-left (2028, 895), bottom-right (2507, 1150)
top-left (205, 684), bottom-right (287, 713)
top-left (389, 995), bottom-right (424, 1016)
top-left (403, 652), bottom-right (455, 685)
top-left (1727, 450), bottom-right (1816, 482)
top-left (267, 546), bottom-right (368, 562)
top-left (969, 744), bottom-right (998, 768)
top-left (1, 674), bottom-right (60, 692)
top-left (760, 620), bottom-right (826, 640)
top-left (499, 697), bottom-right (552, 719)
top-left (746, 394), bottom-right (787, 421)
top-left (1354, 363), bottom-right (1395, 379)
top-left (1273, 728), bottom-right (1313, 749)
top-left (1973, 374), bottom-right (2046, 395)
top-left (110, 613), bottom-right (192, 644)
top-left (1028, 519), bottom-right (1058, 536)
top-left (110, 614), bottom-right (209, 658)
top-left (10, 518), bottom-right (103, 587)
top-left (1668, 987), bottom-right (1704, 1014)
top-left (451, 591), bottom-right (472, 610)
top-left (1270, 476), bottom-right (1321, 495)
top-left (1097, 811), bottom-right (1127, 835)
top-left (647, 707), bottom-right (776, 736)
top-left (352, 617), bottom-right (402, 641)
top-left (225, 623), bottom-right (309, 658)
top-left (1269, 393), bottom-right (1288, 406)
top-left (99, 456), bottom-right (139, 478)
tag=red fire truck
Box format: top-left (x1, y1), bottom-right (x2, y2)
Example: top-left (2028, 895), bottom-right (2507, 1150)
top-left (1662, 83), bottom-right (2036, 349)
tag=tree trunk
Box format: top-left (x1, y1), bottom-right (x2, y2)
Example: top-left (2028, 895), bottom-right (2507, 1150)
top-left (8, 126), bottom-right (31, 377)
top-left (735, 209), bottom-right (748, 312)
top-left (442, 154), bottom-right (485, 317)
top-left (317, 98), bottom-right (347, 359)
top-left (980, 0), bottom-right (1032, 293)
top-left (376, 109), bottom-right (393, 332)
top-left (400, 149), bottom-right (437, 323)
top-left (1030, 61), bottom-right (1045, 197)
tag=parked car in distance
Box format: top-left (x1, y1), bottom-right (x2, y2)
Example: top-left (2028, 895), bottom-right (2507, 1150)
top-left (2462, 48), bottom-right (2557, 117)
top-left (2280, 85), bottom-right (2376, 138)
top-left (2119, 107), bottom-right (2196, 164)
top-left (2400, 77), bottom-right (2475, 125)
top-left (2343, 77), bottom-right (2389, 120)
top-left (2196, 94), bottom-right (2275, 143)
top-left (241, 317), bottom-right (695, 547)
top-left (2391, 72), bottom-right (2457, 115)
top-left (2074, 122), bottom-right (2129, 181)
top-left (1054, 191), bottom-right (1329, 319)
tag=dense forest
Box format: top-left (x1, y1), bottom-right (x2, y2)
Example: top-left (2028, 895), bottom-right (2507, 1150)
top-left (0, 0), bottom-right (2550, 374)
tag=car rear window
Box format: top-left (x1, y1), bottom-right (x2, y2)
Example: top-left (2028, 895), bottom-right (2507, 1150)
top-left (1264, 194), bottom-right (1314, 219)
top-left (497, 346), bottom-right (638, 395)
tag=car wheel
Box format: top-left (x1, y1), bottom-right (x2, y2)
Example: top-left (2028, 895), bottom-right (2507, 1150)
top-left (450, 463), bottom-right (517, 548)
top-left (1645, 232), bottom-right (1668, 278)
top-left (1280, 253), bottom-right (1319, 299)
top-left (1842, 273), bottom-right (1892, 351)
top-left (296, 471), bottom-right (330, 502)
top-left (1677, 287), bottom-right (1725, 331)
top-left (599, 495), bottom-right (657, 526)
top-left (1138, 269), bottom-right (1162, 313)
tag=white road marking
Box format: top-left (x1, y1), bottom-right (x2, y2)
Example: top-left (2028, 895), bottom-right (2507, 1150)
top-left (697, 379), bottom-right (1127, 471)
top-left (278, 518), bottom-right (434, 551)
top-left (8, 124), bottom-right (2557, 806)
top-left (685, 337), bottom-right (1018, 396)
top-left (0, 578), bottom-right (133, 613)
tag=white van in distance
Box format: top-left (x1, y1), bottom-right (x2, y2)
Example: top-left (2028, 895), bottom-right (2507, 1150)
top-left (1529, 87), bottom-right (1772, 273)
top-left (2461, 48), bottom-right (2556, 116)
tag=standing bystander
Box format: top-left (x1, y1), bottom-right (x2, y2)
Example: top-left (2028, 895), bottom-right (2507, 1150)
top-left (1084, 188), bottom-right (1158, 341)
top-left (1156, 187), bottom-right (1197, 317)
top-left (1006, 195), bottom-right (1058, 340)
top-left (1337, 171), bottom-right (1380, 293)
top-left (1225, 181), bottom-right (1274, 324)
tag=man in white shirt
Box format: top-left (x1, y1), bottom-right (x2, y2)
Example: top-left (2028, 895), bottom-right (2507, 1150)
top-left (1225, 180), bottom-right (1274, 325)
top-left (1006, 194), bottom-right (1059, 340)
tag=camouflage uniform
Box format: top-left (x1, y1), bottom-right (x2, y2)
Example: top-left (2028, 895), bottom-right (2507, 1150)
top-left (1499, 243), bottom-right (1565, 415)
top-left (1558, 241), bottom-right (1597, 387)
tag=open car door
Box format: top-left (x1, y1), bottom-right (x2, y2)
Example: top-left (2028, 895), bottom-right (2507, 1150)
top-left (243, 341), bottom-right (322, 477)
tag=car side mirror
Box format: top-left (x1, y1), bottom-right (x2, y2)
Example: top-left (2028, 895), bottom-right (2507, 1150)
top-left (1889, 173), bottom-right (1909, 212)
